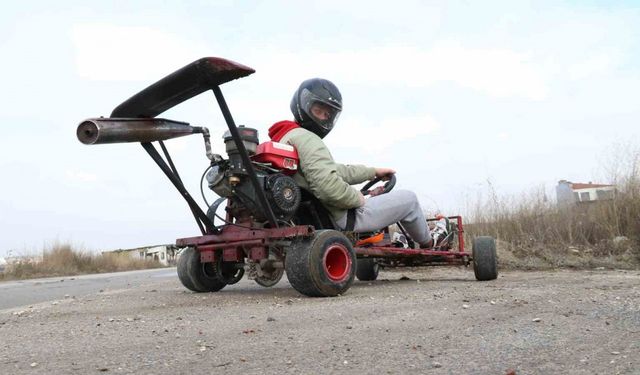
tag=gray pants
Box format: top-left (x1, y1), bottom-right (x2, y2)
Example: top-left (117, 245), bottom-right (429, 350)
top-left (335, 189), bottom-right (431, 244)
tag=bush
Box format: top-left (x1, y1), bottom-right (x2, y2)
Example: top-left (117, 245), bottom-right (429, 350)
top-left (0, 242), bottom-right (163, 281)
top-left (465, 147), bottom-right (640, 270)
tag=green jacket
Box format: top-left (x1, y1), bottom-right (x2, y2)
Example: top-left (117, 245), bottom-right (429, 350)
top-left (280, 127), bottom-right (376, 220)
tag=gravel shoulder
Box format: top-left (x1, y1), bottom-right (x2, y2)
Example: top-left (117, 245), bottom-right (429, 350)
top-left (1, 267), bottom-right (638, 374)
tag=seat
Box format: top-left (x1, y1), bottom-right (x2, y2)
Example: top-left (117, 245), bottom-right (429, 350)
top-left (293, 189), bottom-right (338, 230)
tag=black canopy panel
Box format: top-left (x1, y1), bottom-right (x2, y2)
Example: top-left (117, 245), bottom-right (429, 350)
top-left (111, 57), bottom-right (255, 118)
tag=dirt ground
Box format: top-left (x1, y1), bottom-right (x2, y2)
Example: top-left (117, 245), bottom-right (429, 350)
top-left (1, 267), bottom-right (638, 375)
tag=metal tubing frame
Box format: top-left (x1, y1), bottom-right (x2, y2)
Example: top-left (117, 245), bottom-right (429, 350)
top-left (157, 140), bottom-right (215, 235)
top-left (158, 140), bottom-right (182, 183)
top-left (176, 225), bottom-right (314, 247)
top-left (455, 216), bottom-right (465, 253)
top-left (136, 84), bottom-right (283, 236)
top-left (354, 246), bottom-right (470, 259)
top-left (425, 215), bottom-right (466, 254)
top-left (176, 216), bottom-right (470, 263)
top-left (211, 86), bottom-right (279, 228)
top-left (141, 142), bottom-right (217, 235)
top-left (395, 222), bottom-right (415, 248)
top-left (352, 215), bottom-right (470, 260)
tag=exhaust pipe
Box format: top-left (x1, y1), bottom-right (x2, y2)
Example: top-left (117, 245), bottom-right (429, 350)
top-left (77, 118), bottom-right (203, 145)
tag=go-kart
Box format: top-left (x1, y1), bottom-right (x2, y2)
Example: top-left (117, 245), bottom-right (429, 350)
top-left (77, 57), bottom-right (497, 297)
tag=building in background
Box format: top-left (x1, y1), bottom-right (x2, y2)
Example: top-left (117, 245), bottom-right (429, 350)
top-left (556, 180), bottom-right (616, 205)
top-left (103, 244), bottom-right (178, 266)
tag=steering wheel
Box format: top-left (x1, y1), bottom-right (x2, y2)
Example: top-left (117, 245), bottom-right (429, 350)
top-left (361, 174), bottom-right (396, 196)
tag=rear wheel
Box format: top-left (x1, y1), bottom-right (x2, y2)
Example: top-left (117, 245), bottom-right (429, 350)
top-left (356, 258), bottom-right (379, 281)
top-left (285, 230), bottom-right (356, 297)
top-left (185, 248), bottom-right (227, 292)
top-left (472, 236), bottom-right (498, 281)
top-left (177, 247), bottom-right (202, 292)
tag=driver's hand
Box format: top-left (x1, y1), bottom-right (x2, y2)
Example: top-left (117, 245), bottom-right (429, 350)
top-left (374, 167), bottom-right (396, 181)
top-left (369, 186), bottom-right (386, 197)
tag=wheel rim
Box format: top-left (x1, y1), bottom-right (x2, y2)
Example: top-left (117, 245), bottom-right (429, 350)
top-left (323, 243), bottom-right (351, 282)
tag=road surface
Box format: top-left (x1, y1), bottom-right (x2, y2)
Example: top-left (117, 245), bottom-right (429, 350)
top-left (0, 268), bottom-right (175, 310)
top-left (0, 267), bottom-right (638, 374)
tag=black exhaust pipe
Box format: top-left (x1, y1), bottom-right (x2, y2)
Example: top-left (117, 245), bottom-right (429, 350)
top-left (77, 118), bottom-right (202, 145)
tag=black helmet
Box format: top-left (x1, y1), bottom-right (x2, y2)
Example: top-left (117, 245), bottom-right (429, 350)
top-left (290, 78), bottom-right (342, 138)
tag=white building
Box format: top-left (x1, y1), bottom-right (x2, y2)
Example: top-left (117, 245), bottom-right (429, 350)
top-left (103, 244), bottom-right (178, 266)
top-left (556, 180), bottom-right (616, 205)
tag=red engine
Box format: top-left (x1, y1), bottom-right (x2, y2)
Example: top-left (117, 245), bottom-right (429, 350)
top-left (252, 141), bottom-right (299, 175)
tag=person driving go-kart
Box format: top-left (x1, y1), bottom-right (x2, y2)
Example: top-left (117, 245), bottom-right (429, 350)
top-left (268, 78), bottom-right (436, 248)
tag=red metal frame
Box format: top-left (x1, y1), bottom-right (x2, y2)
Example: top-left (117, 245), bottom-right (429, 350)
top-left (176, 216), bottom-right (470, 265)
top-left (176, 225), bottom-right (314, 247)
top-left (176, 225), bottom-right (314, 263)
top-left (355, 216), bottom-right (469, 263)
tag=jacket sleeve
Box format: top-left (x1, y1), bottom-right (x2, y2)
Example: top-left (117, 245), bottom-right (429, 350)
top-left (335, 163), bottom-right (376, 185)
top-left (292, 134), bottom-right (363, 209)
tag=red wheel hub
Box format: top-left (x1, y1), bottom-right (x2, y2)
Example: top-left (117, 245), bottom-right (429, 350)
top-left (323, 243), bottom-right (351, 282)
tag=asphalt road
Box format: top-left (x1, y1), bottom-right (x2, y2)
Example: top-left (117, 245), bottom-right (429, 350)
top-left (0, 268), bottom-right (176, 310)
top-left (1, 267), bottom-right (638, 374)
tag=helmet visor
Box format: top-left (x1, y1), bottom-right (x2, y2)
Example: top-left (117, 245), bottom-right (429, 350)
top-left (299, 88), bottom-right (342, 132)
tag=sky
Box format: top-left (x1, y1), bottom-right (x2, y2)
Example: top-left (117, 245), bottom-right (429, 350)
top-left (0, 1), bottom-right (639, 256)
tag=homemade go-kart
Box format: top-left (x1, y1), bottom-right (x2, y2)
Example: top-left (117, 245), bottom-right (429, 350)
top-left (77, 57), bottom-right (497, 297)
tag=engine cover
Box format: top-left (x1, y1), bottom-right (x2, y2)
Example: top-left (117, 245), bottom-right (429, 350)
top-left (252, 141), bottom-right (299, 175)
top-left (265, 174), bottom-right (300, 220)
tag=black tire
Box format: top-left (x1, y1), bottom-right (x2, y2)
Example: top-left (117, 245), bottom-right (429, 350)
top-left (356, 258), bottom-right (379, 281)
top-left (472, 236), bottom-right (498, 281)
top-left (186, 249), bottom-right (227, 292)
top-left (177, 247), bottom-right (203, 292)
top-left (285, 230), bottom-right (356, 297)
top-left (222, 266), bottom-right (244, 285)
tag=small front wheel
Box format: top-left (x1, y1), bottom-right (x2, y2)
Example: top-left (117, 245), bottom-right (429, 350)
top-left (356, 258), bottom-right (379, 281)
top-left (472, 236), bottom-right (498, 281)
top-left (285, 230), bottom-right (356, 297)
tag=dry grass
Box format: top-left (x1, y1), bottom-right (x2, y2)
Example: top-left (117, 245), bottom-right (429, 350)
top-left (0, 242), bottom-right (163, 281)
top-left (465, 147), bottom-right (640, 270)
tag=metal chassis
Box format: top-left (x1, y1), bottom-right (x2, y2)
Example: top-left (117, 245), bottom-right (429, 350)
top-left (175, 215), bottom-right (470, 265)
top-left (354, 216), bottom-right (470, 264)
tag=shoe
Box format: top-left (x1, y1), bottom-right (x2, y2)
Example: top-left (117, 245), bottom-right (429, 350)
top-left (430, 216), bottom-right (449, 249)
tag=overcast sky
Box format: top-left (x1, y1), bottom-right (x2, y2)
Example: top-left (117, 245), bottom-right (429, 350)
top-left (1, 1), bottom-right (638, 256)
